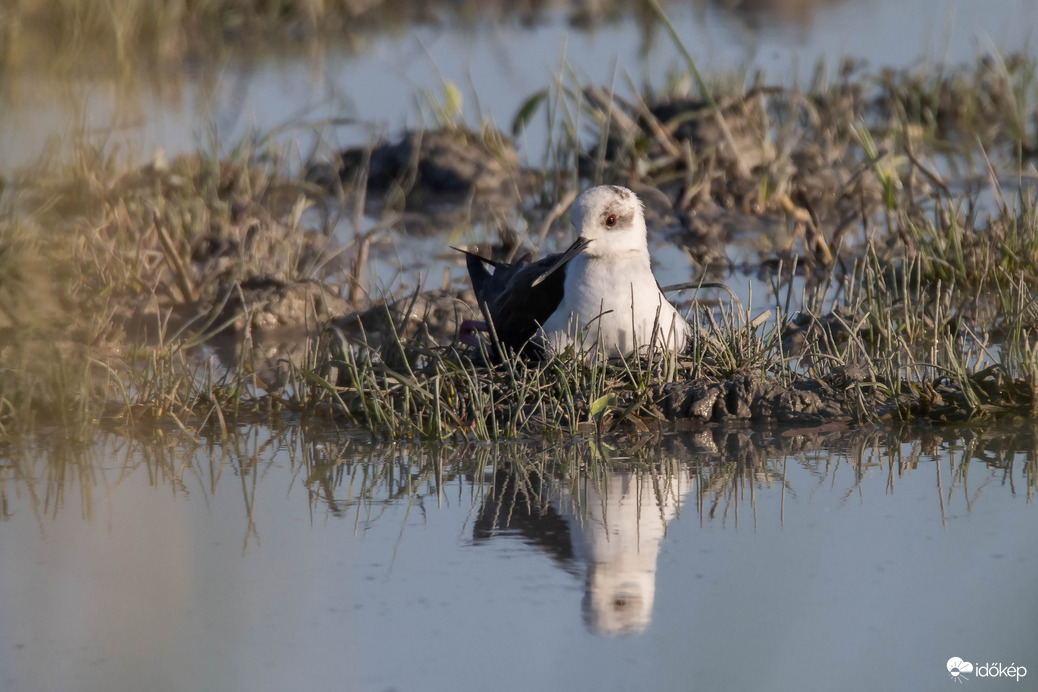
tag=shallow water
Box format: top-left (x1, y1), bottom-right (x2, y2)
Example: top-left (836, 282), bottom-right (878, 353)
top-left (6, 0), bottom-right (1038, 174)
top-left (2, 425), bottom-right (1035, 691)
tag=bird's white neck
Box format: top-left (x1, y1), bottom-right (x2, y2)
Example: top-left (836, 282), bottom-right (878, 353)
top-left (572, 246), bottom-right (651, 268)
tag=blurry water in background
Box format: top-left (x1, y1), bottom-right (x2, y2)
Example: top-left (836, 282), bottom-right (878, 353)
top-left (3, 0), bottom-right (1037, 174)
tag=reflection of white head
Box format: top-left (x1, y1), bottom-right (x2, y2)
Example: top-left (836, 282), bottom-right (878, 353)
top-left (562, 468), bottom-right (693, 636)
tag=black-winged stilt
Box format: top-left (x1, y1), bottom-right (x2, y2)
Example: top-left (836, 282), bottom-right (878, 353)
top-left (461, 185), bottom-right (690, 358)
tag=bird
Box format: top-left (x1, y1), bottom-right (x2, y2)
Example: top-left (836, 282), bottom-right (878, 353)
top-left (460, 185), bottom-right (690, 359)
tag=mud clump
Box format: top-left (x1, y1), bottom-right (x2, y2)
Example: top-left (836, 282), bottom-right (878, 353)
top-left (358, 128), bottom-right (520, 197)
top-left (659, 371), bottom-right (858, 427)
top-left (309, 127), bottom-right (538, 233)
top-left (216, 275), bottom-right (352, 333)
top-left (330, 287), bottom-right (477, 347)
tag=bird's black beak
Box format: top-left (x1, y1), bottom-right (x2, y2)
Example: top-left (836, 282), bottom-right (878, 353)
top-left (531, 236), bottom-right (591, 287)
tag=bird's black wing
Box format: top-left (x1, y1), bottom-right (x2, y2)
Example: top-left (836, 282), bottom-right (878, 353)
top-left (460, 249), bottom-right (515, 308)
top-left (488, 255), bottom-right (568, 354)
top-left (459, 248), bottom-right (569, 356)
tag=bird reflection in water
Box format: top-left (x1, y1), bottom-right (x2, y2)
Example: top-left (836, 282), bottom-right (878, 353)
top-left (473, 463), bottom-right (693, 636)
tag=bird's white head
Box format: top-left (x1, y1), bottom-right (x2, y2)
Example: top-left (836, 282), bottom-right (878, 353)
top-left (570, 185), bottom-right (648, 258)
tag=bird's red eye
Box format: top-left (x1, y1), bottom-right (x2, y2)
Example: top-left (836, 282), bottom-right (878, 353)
top-left (605, 214), bottom-right (617, 227)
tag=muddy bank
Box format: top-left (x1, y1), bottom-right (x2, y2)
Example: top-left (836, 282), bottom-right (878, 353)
top-left (3, 53), bottom-right (1037, 441)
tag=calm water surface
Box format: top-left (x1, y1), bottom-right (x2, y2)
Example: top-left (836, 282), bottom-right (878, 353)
top-left (5, 0), bottom-right (1038, 174)
top-left (2, 425), bottom-right (1035, 691)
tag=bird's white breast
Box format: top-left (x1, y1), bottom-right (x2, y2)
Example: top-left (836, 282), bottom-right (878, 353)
top-left (540, 252), bottom-right (689, 357)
